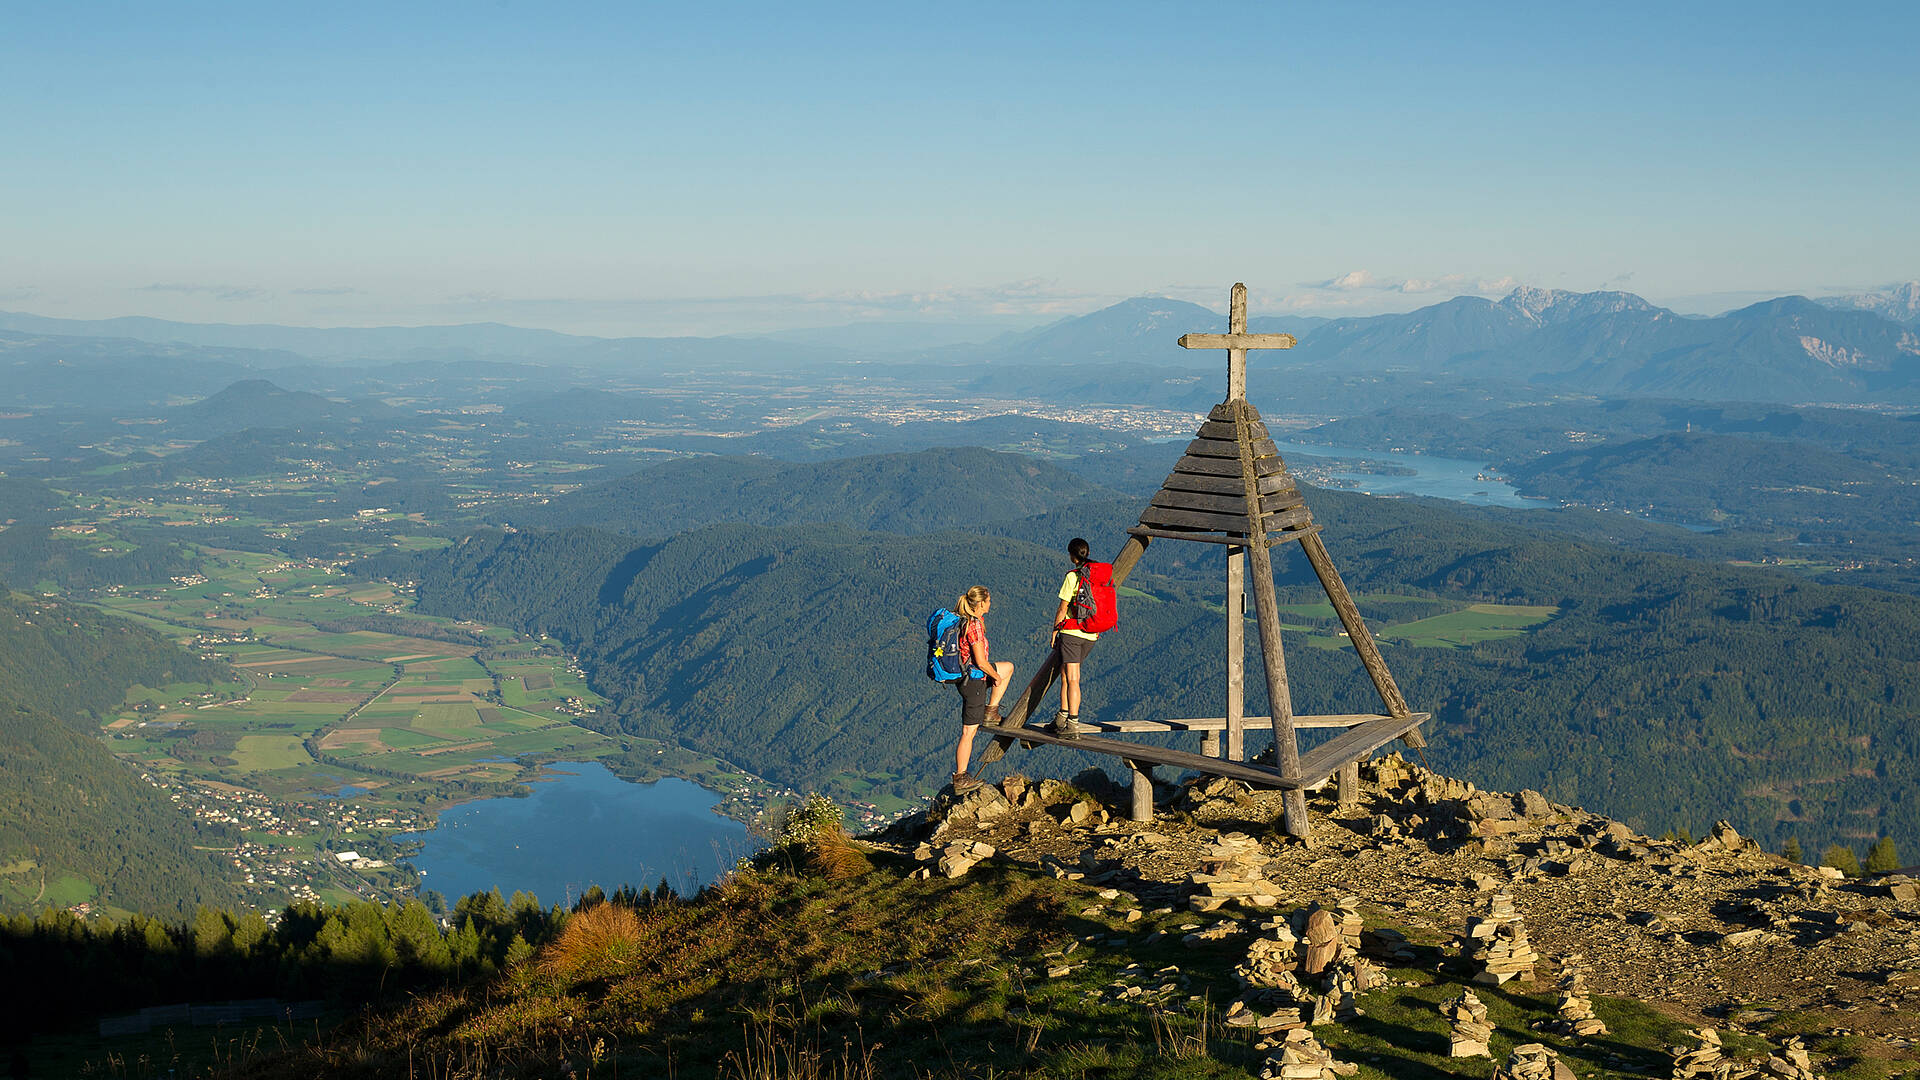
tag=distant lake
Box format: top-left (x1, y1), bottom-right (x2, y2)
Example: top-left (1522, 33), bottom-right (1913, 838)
top-left (1270, 441), bottom-right (1536, 509)
top-left (401, 762), bottom-right (756, 907)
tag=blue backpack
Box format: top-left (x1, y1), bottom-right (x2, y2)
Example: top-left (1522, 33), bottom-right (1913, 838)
top-left (926, 608), bottom-right (976, 682)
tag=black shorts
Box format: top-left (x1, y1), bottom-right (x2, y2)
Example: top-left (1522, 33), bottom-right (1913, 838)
top-left (956, 676), bottom-right (991, 725)
top-left (1057, 634), bottom-right (1096, 666)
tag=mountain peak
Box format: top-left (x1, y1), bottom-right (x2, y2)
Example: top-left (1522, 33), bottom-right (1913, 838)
top-left (1818, 281), bottom-right (1920, 327)
top-left (1498, 286), bottom-right (1657, 326)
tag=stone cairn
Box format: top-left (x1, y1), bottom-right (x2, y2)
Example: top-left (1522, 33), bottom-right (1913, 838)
top-left (1190, 832), bottom-right (1283, 911)
top-left (1255, 1027), bottom-right (1358, 1080)
top-left (1494, 1043), bottom-right (1575, 1080)
top-left (1464, 892), bottom-right (1539, 985)
top-left (1761, 1037), bottom-right (1822, 1080)
top-left (1546, 954), bottom-right (1607, 1037)
top-left (1669, 1028), bottom-right (1824, 1080)
top-left (1439, 989), bottom-right (1494, 1058)
top-left (1668, 1028), bottom-right (1733, 1079)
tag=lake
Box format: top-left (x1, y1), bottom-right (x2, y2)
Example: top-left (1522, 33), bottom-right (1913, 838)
top-left (401, 761), bottom-right (756, 907)
top-left (1270, 440), bottom-right (1537, 509)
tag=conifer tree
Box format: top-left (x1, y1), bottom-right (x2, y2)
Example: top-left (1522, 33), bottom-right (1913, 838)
top-left (1780, 837), bottom-right (1802, 863)
top-left (1865, 837), bottom-right (1900, 874)
top-left (1821, 845), bottom-right (1862, 877)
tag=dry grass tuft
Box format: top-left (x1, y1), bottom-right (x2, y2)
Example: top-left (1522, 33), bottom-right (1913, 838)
top-left (804, 824), bottom-right (872, 882)
top-left (537, 901), bottom-right (646, 982)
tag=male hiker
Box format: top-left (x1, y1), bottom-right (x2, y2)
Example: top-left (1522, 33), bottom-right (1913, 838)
top-left (1048, 537), bottom-right (1115, 738)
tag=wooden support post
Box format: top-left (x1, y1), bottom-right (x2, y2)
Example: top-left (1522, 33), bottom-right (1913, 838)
top-left (1226, 544), bottom-right (1246, 761)
top-left (1127, 760), bottom-right (1154, 822)
top-left (1235, 400), bottom-right (1309, 839)
top-left (1297, 531), bottom-right (1427, 750)
top-left (1337, 759), bottom-right (1360, 809)
top-left (1201, 730), bottom-right (1221, 758)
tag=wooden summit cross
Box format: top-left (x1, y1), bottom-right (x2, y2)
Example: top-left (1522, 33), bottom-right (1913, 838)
top-left (977, 283), bottom-right (1427, 838)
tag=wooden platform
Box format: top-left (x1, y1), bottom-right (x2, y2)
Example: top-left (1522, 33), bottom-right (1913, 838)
top-left (980, 722), bottom-right (1298, 789)
top-left (982, 710), bottom-right (1428, 790)
top-left (1082, 713), bottom-right (1397, 735)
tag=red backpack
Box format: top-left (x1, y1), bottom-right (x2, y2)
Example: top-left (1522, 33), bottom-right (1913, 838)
top-left (1060, 561), bottom-right (1118, 634)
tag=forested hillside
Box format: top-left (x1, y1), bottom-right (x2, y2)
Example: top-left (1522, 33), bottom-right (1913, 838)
top-left (370, 485), bottom-right (1920, 862)
top-left (0, 588), bottom-right (239, 916)
top-left (521, 447), bottom-right (1127, 536)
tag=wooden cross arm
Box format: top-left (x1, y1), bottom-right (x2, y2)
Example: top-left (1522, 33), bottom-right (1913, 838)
top-left (1177, 332), bottom-right (1296, 351)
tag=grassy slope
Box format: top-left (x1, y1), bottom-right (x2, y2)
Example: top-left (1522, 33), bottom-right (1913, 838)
top-left (209, 852), bottom-right (1887, 1080)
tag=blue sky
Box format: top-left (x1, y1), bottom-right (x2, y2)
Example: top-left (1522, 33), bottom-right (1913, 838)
top-left (2, 3), bottom-right (1916, 335)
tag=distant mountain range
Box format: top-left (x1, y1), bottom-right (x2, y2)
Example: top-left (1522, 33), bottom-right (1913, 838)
top-left (1818, 282), bottom-right (1920, 328)
top-left (7, 280), bottom-right (1920, 405)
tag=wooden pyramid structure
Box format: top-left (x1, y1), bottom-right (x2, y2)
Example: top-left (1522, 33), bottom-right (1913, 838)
top-left (979, 283), bottom-right (1426, 838)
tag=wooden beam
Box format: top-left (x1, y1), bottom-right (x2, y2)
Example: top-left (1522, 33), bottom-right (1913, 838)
top-left (1178, 333), bottom-right (1297, 351)
top-left (1150, 486), bottom-right (1304, 517)
top-left (1294, 713), bottom-right (1430, 789)
top-left (1337, 759), bottom-right (1360, 809)
top-left (1083, 714), bottom-right (1390, 733)
top-left (1227, 544), bottom-right (1245, 762)
top-left (983, 723), bottom-right (1298, 788)
top-left (1138, 503), bottom-right (1312, 534)
top-left (1128, 525), bottom-right (1321, 547)
top-left (1182, 435), bottom-right (1280, 459)
top-left (1236, 399), bottom-right (1310, 839)
top-left (1159, 471), bottom-right (1297, 497)
top-left (1158, 454), bottom-right (1294, 479)
top-left (1126, 760), bottom-right (1154, 822)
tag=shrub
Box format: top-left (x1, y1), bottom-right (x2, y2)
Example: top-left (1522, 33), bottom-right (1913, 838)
top-left (1819, 845), bottom-right (1861, 878)
top-left (537, 902), bottom-right (644, 982)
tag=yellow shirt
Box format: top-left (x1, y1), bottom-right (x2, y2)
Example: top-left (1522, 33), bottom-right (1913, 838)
top-left (1057, 571), bottom-right (1099, 641)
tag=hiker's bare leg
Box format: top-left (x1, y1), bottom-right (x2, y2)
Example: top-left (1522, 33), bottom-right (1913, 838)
top-left (985, 661), bottom-right (1013, 710)
top-left (956, 722), bottom-right (980, 775)
top-left (1062, 661), bottom-right (1082, 716)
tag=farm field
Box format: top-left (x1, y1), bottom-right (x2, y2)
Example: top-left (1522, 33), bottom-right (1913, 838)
top-left (1375, 602), bottom-right (1560, 648)
top-left (94, 550), bottom-right (611, 808)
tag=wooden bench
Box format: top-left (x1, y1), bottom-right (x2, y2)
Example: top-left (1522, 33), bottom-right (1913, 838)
top-left (980, 710), bottom-right (1429, 822)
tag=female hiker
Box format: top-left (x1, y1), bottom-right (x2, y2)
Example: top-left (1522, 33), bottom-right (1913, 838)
top-left (1049, 536), bottom-right (1112, 738)
top-left (951, 585), bottom-right (1013, 794)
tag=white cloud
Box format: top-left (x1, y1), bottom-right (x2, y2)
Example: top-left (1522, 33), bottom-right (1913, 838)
top-left (1308, 269), bottom-right (1378, 291)
top-left (137, 282), bottom-right (269, 302)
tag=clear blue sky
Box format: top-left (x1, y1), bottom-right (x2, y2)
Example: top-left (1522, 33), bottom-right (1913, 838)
top-left (3, 2), bottom-right (1916, 335)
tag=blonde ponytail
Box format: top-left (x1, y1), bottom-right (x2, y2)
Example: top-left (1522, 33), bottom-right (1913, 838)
top-left (954, 585), bottom-right (991, 621)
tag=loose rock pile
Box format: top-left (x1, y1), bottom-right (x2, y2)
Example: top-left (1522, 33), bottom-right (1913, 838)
top-left (1465, 891), bottom-right (1539, 985)
top-left (1190, 832), bottom-right (1283, 911)
top-left (1255, 1026), bottom-right (1358, 1080)
top-left (1546, 954), bottom-right (1607, 1037)
top-left (1495, 1043), bottom-right (1575, 1080)
top-left (1761, 1037), bottom-right (1822, 1080)
top-left (1669, 1027), bottom-right (1733, 1078)
top-left (1440, 989), bottom-right (1494, 1058)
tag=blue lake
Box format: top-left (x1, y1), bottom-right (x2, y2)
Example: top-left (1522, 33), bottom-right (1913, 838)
top-left (1269, 440), bottom-right (1537, 509)
top-left (402, 762), bottom-right (756, 907)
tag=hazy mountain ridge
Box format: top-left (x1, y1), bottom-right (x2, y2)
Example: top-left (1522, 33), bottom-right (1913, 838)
top-left (519, 446), bottom-right (1129, 536)
top-left (9, 282), bottom-right (1920, 403)
top-left (1817, 280), bottom-right (1920, 328)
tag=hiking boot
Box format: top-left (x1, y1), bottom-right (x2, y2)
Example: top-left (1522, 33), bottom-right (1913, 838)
top-left (951, 771), bottom-right (983, 794)
top-left (1050, 711), bottom-right (1080, 740)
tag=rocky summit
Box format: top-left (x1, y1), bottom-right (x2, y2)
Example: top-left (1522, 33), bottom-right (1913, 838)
top-left (874, 753), bottom-right (1920, 1073)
